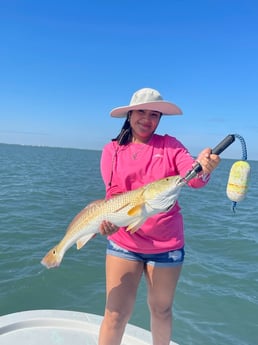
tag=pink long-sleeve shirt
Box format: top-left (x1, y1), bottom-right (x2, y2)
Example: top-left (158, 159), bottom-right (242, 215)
top-left (100, 134), bottom-right (209, 254)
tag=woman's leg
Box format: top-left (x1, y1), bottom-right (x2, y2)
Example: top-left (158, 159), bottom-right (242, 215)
top-left (145, 264), bottom-right (182, 345)
top-left (98, 254), bottom-right (144, 345)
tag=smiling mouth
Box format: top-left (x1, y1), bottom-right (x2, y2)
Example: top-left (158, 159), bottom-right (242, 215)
top-left (138, 123), bottom-right (151, 130)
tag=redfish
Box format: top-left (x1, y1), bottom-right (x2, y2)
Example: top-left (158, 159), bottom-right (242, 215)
top-left (41, 175), bottom-right (184, 269)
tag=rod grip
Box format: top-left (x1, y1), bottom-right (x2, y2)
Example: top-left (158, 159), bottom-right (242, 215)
top-left (180, 134), bottom-right (236, 183)
top-left (211, 134), bottom-right (235, 155)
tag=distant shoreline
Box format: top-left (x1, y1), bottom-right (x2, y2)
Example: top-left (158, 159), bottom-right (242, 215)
top-left (1, 142), bottom-right (256, 162)
top-left (0, 142), bottom-right (102, 153)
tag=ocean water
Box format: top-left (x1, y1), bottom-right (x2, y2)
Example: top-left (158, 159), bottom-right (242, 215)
top-left (0, 143), bottom-right (257, 345)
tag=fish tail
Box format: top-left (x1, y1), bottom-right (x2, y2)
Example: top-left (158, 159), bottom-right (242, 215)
top-left (41, 246), bottom-right (63, 269)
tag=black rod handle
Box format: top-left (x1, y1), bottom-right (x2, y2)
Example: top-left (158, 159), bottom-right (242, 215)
top-left (181, 134), bottom-right (236, 181)
top-left (211, 134), bottom-right (235, 155)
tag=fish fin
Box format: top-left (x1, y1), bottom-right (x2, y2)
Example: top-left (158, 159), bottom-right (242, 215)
top-left (126, 217), bottom-right (146, 234)
top-left (114, 202), bottom-right (131, 213)
top-left (127, 204), bottom-right (143, 216)
top-left (76, 234), bottom-right (96, 250)
top-left (84, 199), bottom-right (104, 209)
top-left (66, 200), bottom-right (104, 234)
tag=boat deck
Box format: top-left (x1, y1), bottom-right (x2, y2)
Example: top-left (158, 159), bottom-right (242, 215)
top-left (0, 309), bottom-right (178, 345)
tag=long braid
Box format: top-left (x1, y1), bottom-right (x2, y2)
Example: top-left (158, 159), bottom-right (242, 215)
top-left (112, 112), bottom-right (132, 145)
top-left (108, 113), bottom-right (132, 186)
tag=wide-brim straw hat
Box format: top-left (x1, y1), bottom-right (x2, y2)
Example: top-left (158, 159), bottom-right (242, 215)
top-left (110, 88), bottom-right (182, 118)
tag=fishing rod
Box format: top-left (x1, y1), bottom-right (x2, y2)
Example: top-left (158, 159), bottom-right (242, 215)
top-left (179, 134), bottom-right (250, 211)
top-left (181, 134), bottom-right (235, 183)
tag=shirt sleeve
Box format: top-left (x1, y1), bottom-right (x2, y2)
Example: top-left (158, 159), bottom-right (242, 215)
top-left (166, 136), bottom-right (210, 189)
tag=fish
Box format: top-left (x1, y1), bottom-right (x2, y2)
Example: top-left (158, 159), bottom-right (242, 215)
top-left (41, 175), bottom-right (185, 269)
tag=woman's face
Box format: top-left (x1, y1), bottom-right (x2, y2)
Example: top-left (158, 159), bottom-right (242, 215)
top-left (129, 109), bottom-right (161, 143)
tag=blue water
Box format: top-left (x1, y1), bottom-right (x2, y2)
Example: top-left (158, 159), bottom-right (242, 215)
top-left (0, 143), bottom-right (257, 345)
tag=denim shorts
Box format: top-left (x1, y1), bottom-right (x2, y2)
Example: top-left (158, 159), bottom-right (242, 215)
top-left (107, 240), bottom-right (185, 267)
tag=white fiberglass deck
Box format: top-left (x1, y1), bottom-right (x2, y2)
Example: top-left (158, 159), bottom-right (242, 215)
top-left (0, 309), bottom-right (179, 345)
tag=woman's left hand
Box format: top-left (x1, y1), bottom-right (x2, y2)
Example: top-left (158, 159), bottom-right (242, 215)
top-left (99, 220), bottom-right (119, 236)
top-left (196, 148), bottom-right (221, 175)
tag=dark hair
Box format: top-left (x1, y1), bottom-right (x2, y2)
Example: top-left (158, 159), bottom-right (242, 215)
top-left (112, 112), bottom-right (132, 145)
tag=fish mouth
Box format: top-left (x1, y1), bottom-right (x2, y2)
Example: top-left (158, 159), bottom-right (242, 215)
top-left (175, 178), bottom-right (187, 186)
top-left (165, 202), bottom-right (176, 211)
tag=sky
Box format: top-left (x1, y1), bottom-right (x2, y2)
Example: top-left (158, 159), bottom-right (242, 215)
top-left (0, 0), bottom-right (257, 160)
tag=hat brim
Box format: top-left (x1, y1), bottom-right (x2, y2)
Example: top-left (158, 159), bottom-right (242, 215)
top-left (110, 101), bottom-right (183, 118)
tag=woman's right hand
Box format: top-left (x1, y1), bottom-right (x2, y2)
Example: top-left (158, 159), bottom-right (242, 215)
top-left (99, 220), bottom-right (119, 236)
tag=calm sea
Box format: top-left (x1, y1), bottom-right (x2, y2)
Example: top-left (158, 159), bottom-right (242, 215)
top-left (0, 143), bottom-right (257, 345)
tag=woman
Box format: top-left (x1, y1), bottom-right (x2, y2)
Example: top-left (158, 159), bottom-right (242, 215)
top-left (98, 88), bottom-right (220, 345)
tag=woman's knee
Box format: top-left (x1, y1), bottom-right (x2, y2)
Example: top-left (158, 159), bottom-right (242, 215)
top-left (147, 296), bottom-right (173, 318)
top-left (149, 303), bottom-right (172, 320)
top-left (104, 308), bottom-right (131, 329)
